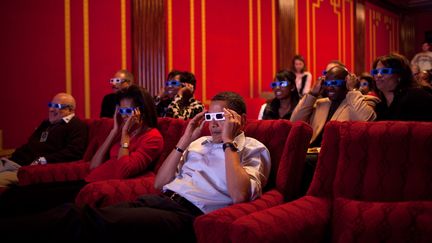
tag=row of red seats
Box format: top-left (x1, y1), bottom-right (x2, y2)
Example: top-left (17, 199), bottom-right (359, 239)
top-left (16, 118), bottom-right (432, 242)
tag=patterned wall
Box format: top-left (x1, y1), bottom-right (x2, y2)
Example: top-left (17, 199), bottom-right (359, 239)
top-left (0, 0), bottom-right (132, 148)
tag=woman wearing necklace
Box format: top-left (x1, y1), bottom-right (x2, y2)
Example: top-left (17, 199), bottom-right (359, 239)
top-left (0, 85), bottom-right (164, 216)
top-left (258, 69), bottom-right (300, 120)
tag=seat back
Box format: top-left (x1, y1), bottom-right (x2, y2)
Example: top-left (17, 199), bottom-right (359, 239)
top-left (152, 117), bottom-right (187, 173)
top-left (82, 118), bottom-right (114, 162)
top-left (308, 121), bottom-right (432, 201)
top-left (333, 121), bottom-right (432, 201)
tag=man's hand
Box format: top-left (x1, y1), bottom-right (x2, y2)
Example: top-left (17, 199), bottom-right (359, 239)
top-left (222, 108), bottom-right (242, 143)
top-left (310, 76), bottom-right (324, 97)
top-left (177, 110), bottom-right (206, 149)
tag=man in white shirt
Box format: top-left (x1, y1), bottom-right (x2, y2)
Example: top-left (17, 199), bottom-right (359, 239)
top-left (0, 91), bottom-right (270, 243)
top-left (411, 42), bottom-right (432, 71)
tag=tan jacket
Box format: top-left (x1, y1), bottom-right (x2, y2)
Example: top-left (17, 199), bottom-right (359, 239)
top-left (290, 91), bottom-right (380, 144)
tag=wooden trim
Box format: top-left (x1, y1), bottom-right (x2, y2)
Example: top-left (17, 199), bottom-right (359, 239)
top-left (131, 0), bottom-right (166, 96)
top-left (278, 0), bottom-right (295, 70)
top-left (355, 0), bottom-right (366, 73)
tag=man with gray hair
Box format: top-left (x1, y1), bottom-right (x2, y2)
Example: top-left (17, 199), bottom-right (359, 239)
top-left (0, 93), bottom-right (88, 187)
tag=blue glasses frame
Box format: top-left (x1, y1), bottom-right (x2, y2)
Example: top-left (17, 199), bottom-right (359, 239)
top-left (323, 80), bottom-right (345, 87)
top-left (270, 81), bottom-right (290, 89)
top-left (165, 80), bottom-right (182, 87)
top-left (119, 107), bottom-right (140, 116)
top-left (360, 81), bottom-right (369, 87)
top-left (48, 102), bottom-right (71, 109)
top-left (370, 68), bottom-right (398, 76)
top-left (204, 112), bottom-right (225, 121)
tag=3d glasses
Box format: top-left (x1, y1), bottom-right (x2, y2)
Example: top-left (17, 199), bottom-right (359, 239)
top-left (204, 112), bottom-right (225, 121)
top-left (270, 81), bottom-right (290, 88)
top-left (119, 107), bottom-right (139, 116)
top-left (322, 80), bottom-right (345, 87)
top-left (109, 78), bottom-right (129, 84)
top-left (48, 102), bottom-right (71, 109)
top-left (322, 70), bottom-right (328, 75)
top-left (165, 80), bottom-right (182, 87)
top-left (360, 81), bottom-right (369, 87)
top-left (370, 68), bottom-right (399, 76)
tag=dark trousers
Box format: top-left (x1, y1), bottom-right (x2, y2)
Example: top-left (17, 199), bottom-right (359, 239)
top-left (0, 180), bottom-right (86, 217)
top-left (0, 194), bottom-right (203, 243)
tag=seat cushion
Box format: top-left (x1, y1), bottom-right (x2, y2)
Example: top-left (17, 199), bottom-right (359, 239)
top-left (332, 197), bottom-right (432, 243)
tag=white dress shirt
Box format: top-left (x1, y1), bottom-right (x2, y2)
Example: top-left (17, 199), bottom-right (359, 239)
top-left (163, 132), bottom-right (271, 214)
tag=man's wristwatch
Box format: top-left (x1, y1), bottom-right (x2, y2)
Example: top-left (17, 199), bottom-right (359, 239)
top-left (121, 142), bottom-right (129, 149)
top-left (223, 142), bottom-right (238, 152)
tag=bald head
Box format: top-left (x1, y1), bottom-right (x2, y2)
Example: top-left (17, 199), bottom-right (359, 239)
top-left (326, 65), bottom-right (349, 80)
top-left (53, 93), bottom-right (76, 110)
top-left (49, 93), bottom-right (76, 123)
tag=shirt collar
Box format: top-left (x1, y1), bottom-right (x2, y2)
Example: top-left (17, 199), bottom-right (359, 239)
top-left (62, 113), bottom-right (75, 123)
top-left (201, 132), bottom-right (246, 151)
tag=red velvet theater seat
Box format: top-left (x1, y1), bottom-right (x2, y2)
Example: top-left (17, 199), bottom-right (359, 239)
top-left (17, 118), bottom-right (114, 185)
top-left (75, 117), bottom-right (186, 207)
top-left (193, 119), bottom-right (312, 243)
top-left (76, 119), bottom-right (312, 219)
top-left (228, 121), bottom-right (432, 243)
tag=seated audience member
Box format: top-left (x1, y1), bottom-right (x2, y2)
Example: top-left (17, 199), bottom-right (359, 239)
top-left (165, 71), bottom-right (204, 120)
top-left (0, 93), bottom-right (87, 187)
top-left (100, 69), bottom-right (134, 118)
top-left (258, 69), bottom-right (300, 119)
top-left (292, 55), bottom-right (312, 96)
top-left (291, 65), bottom-right (379, 147)
top-left (0, 92), bottom-right (271, 243)
top-left (154, 69), bottom-right (182, 117)
top-left (411, 42), bottom-right (432, 72)
top-left (358, 72), bottom-right (378, 97)
top-left (373, 53), bottom-right (432, 121)
top-left (0, 85), bottom-right (163, 215)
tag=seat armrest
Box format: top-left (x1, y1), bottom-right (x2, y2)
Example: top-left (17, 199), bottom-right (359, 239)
top-left (17, 161), bottom-right (89, 186)
top-left (194, 189), bottom-right (284, 243)
top-left (229, 196), bottom-right (331, 243)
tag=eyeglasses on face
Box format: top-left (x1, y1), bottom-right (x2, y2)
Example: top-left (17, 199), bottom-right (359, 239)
top-left (370, 68), bottom-right (398, 76)
top-left (204, 112), bottom-right (225, 121)
top-left (322, 80), bottom-right (345, 87)
top-left (118, 107), bottom-right (139, 116)
top-left (270, 81), bottom-right (290, 89)
top-left (165, 80), bottom-right (182, 87)
top-left (48, 102), bottom-right (71, 109)
top-left (109, 78), bottom-right (129, 84)
top-left (360, 82), bottom-right (369, 87)
top-left (322, 70), bottom-right (328, 75)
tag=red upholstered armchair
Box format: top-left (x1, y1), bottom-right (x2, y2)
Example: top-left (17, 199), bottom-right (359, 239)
top-left (228, 121), bottom-right (432, 243)
top-left (76, 119), bottom-right (312, 214)
top-left (193, 120), bottom-right (312, 243)
top-left (75, 117), bottom-right (186, 207)
top-left (17, 118), bottom-right (114, 185)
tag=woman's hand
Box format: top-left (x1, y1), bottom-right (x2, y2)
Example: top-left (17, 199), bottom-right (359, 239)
top-left (346, 73), bottom-right (358, 91)
top-left (177, 110), bottom-right (206, 149)
top-left (222, 108), bottom-right (242, 143)
top-left (122, 108), bottom-right (141, 136)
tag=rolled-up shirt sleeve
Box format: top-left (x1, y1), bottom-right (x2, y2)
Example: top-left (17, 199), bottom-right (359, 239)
top-left (240, 142), bottom-right (271, 200)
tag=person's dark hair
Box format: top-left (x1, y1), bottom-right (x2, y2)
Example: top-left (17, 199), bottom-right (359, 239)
top-left (180, 71), bottom-right (197, 88)
top-left (274, 69), bottom-right (300, 104)
top-left (359, 72), bottom-right (377, 92)
top-left (372, 53), bottom-right (417, 92)
top-left (167, 70), bottom-right (182, 80)
top-left (291, 55), bottom-right (307, 73)
top-left (116, 84), bottom-right (158, 128)
top-left (211, 92), bottom-right (246, 115)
